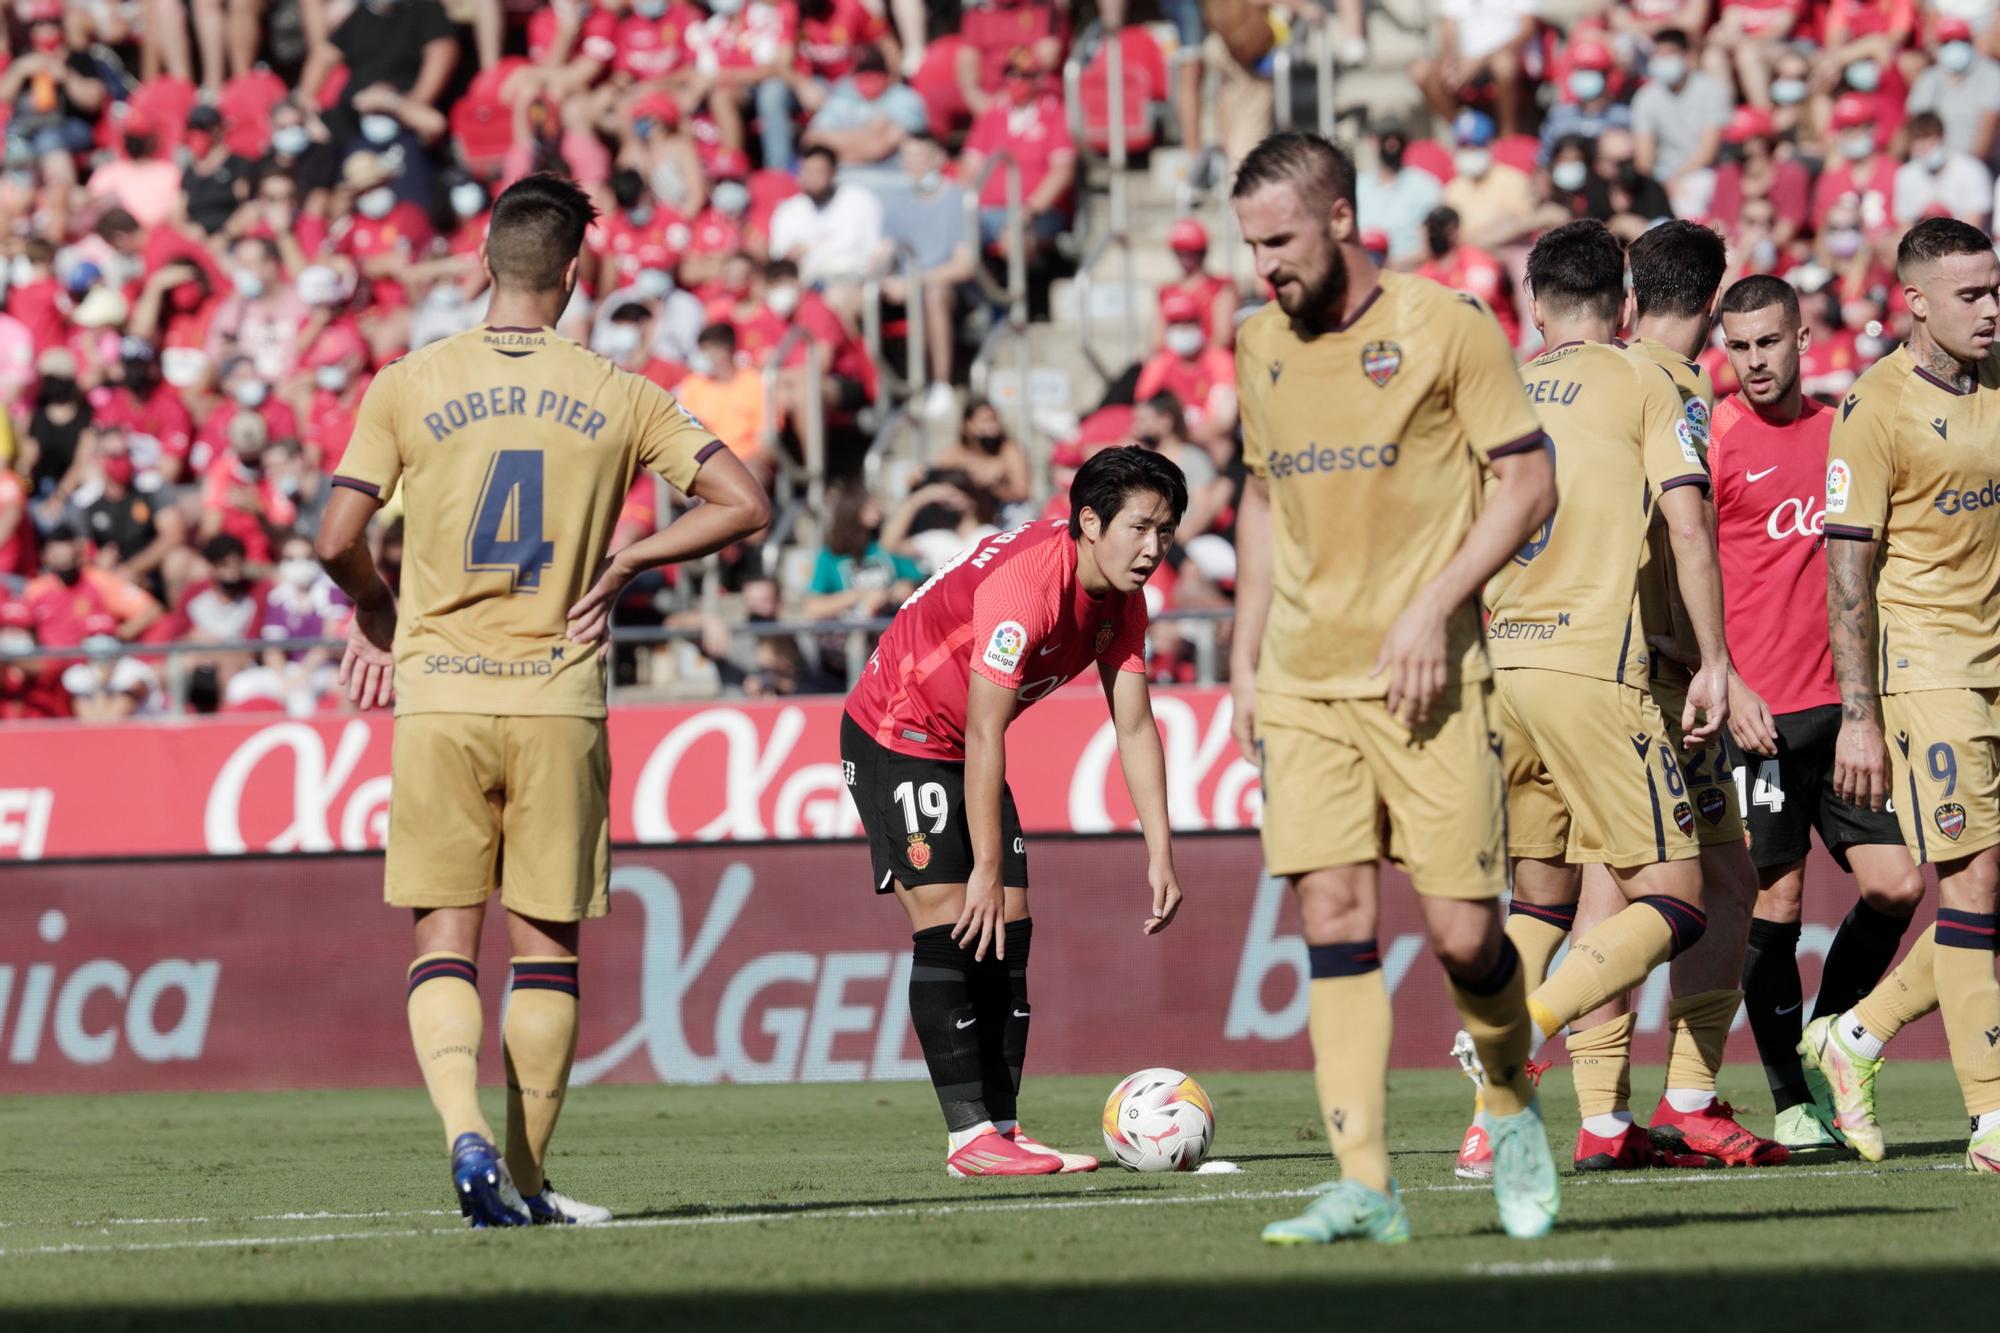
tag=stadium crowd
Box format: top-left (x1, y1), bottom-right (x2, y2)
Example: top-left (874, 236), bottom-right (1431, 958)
top-left (0, 0), bottom-right (1992, 720)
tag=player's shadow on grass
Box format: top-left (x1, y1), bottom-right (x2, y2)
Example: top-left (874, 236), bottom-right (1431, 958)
top-left (616, 1181), bottom-right (1169, 1221)
top-left (1546, 1201), bottom-right (1938, 1235)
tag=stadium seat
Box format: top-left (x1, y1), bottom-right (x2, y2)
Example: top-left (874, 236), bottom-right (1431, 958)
top-left (1077, 27), bottom-right (1166, 155)
top-left (1403, 138), bottom-right (1453, 185)
top-left (911, 35), bottom-right (969, 139)
top-left (1492, 134), bottom-right (1540, 175)
top-left (126, 76), bottom-right (198, 154)
top-left (451, 59), bottom-right (530, 181)
top-left (220, 70), bottom-right (289, 161)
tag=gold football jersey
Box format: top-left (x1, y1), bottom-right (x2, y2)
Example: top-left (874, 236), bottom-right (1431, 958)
top-left (1630, 334), bottom-right (1717, 688)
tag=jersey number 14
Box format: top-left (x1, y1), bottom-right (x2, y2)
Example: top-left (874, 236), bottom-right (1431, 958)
top-left (464, 450), bottom-right (556, 593)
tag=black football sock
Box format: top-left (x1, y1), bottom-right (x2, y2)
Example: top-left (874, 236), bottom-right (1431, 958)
top-left (970, 919), bottom-right (1032, 1125)
top-left (1001, 919), bottom-right (1032, 1116)
top-left (1815, 899), bottom-right (1916, 1021)
top-left (1742, 918), bottom-right (1810, 1113)
top-left (909, 925), bottom-right (989, 1133)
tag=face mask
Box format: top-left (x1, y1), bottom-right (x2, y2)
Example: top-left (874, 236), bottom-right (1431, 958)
top-left (1378, 139), bottom-right (1405, 172)
top-left (232, 269), bottom-right (265, 300)
top-left (1004, 77), bottom-right (1037, 106)
top-left (916, 168), bottom-right (942, 194)
top-left (636, 0), bottom-right (668, 14)
top-left (1923, 145), bottom-right (1949, 172)
top-left (1552, 160), bottom-right (1588, 192)
top-left (41, 376), bottom-right (76, 404)
top-left (357, 187), bottom-right (397, 219)
top-left (123, 358), bottom-right (156, 389)
top-left (272, 126), bottom-right (309, 157)
top-left (710, 0), bottom-right (743, 15)
top-left (1942, 40), bottom-right (1977, 74)
top-left (650, 164), bottom-right (685, 206)
top-left (29, 27), bottom-right (61, 53)
top-left (360, 114), bottom-right (402, 146)
top-left (6, 170), bottom-right (34, 190)
top-left (594, 324), bottom-right (643, 360)
top-left (1454, 148), bottom-right (1490, 179)
top-left (1842, 131), bottom-right (1874, 160)
top-left (1846, 59), bottom-right (1881, 92)
top-left (9, 257), bottom-right (33, 288)
top-left (1568, 70), bottom-right (1606, 101)
top-left (629, 204), bottom-right (654, 228)
top-left (125, 135), bottom-right (156, 159)
top-left (1165, 325), bottom-right (1204, 357)
top-left (766, 284), bottom-right (801, 317)
top-left (314, 364), bottom-right (351, 392)
top-left (103, 456), bottom-right (135, 487)
top-left (1751, 237), bottom-right (1777, 268)
top-left (712, 181), bottom-right (750, 216)
top-left (970, 430), bottom-right (1005, 453)
top-left (187, 132), bottom-right (216, 159)
top-left (450, 182), bottom-right (486, 218)
top-left (1425, 220), bottom-right (1453, 256)
top-left (51, 564), bottom-right (81, 587)
top-left (161, 348), bottom-right (208, 388)
top-left (853, 73), bottom-right (890, 99)
top-left (0, 630), bottom-right (32, 655)
top-left (687, 349), bottom-right (714, 376)
top-left (635, 267), bottom-right (674, 299)
top-left (231, 380), bottom-right (269, 408)
top-left (1857, 332), bottom-right (1896, 359)
top-left (281, 558), bottom-right (319, 589)
top-left (1827, 227), bottom-right (1864, 259)
top-left (220, 576), bottom-right (253, 597)
top-left (170, 282), bottom-right (206, 313)
top-left (1649, 55), bottom-right (1685, 85)
top-left (1771, 78), bottom-right (1807, 105)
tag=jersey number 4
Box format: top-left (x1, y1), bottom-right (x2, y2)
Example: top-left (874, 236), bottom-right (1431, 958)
top-left (464, 450), bottom-right (556, 593)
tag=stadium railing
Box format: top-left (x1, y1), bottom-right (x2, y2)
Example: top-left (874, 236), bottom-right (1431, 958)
top-left (1271, 10), bottom-right (1338, 138)
top-left (1065, 20), bottom-right (1140, 387)
top-left (859, 240), bottom-right (930, 412)
top-left (0, 609), bottom-right (1236, 714)
top-left (962, 149), bottom-right (1033, 460)
top-left (760, 325), bottom-right (828, 546)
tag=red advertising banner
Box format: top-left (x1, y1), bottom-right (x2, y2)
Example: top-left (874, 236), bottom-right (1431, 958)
top-left (0, 837), bottom-right (1947, 1094)
top-left (0, 688), bottom-right (1257, 862)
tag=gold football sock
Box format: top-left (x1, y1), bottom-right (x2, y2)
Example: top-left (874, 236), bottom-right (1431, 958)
top-left (1933, 913), bottom-right (2000, 1117)
top-left (503, 956), bottom-right (581, 1198)
top-left (1448, 937), bottom-right (1534, 1118)
top-left (406, 953), bottom-right (493, 1150)
top-left (1664, 988), bottom-right (1741, 1094)
top-left (1853, 924), bottom-right (1940, 1041)
top-left (1307, 943), bottom-right (1392, 1193)
top-left (1567, 1013), bottom-right (1635, 1118)
top-left (1528, 896), bottom-right (1704, 1038)
top-left (1505, 898), bottom-right (1576, 988)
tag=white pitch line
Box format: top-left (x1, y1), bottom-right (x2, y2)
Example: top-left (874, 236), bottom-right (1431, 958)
top-left (86, 1209), bottom-right (457, 1228)
top-left (1470, 1256), bottom-right (1618, 1277)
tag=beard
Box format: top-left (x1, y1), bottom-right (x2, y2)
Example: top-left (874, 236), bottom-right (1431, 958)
top-left (1278, 243), bottom-right (1349, 331)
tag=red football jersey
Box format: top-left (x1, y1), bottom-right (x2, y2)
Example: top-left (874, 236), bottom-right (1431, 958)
top-left (845, 518), bottom-right (1148, 760)
top-left (1708, 393), bottom-right (1839, 715)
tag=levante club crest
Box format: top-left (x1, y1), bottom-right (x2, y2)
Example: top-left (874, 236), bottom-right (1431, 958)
top-left (1361, 341), bottom-right (1402, 388)
top-left (1937, 803), bottom-right (1967, 840)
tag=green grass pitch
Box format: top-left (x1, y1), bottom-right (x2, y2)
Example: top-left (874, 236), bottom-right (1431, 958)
top-left (4, 1064), bottom-right (1996, 1330)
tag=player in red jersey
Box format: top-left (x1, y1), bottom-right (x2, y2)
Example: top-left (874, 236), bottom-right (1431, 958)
top-left (841, 447), bottom-right (1188, 1177)
top-left (1712, 274), bottom-right (1925, 1151)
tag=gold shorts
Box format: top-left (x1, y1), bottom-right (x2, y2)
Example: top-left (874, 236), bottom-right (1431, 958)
top-left (1254, 682), bottom-right (1506, 899)
top-left (1493, 668), bottom-right (1701, 868)
top-left (385, 714), bottom-right (612, 922)
top-left (1884, 688), bottom-right (2000, 864)
top-left (1651, 677), bottom-right (1746, 847)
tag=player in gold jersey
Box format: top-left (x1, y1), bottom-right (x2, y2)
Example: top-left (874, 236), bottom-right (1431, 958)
top-left (1229, 131), bottom-right (1561, 1245)
top-left (1477, 220), bottom-right (1737, 1161)
top-left (1799, 217), bottom-right (2000, 1171)
top-left (314, 175), bottom-right (770, 1226)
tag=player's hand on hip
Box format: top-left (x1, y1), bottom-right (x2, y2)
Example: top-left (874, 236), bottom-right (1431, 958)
top-left (1727, 671), bottom-right (1779, 756)
top-left (1372, 593), bottom-right (1449, 727)
top-left (1682, 662), bottom-right (1731, 747)
top-left (1144, 857), bottom-right (1182, 935)
top-left (953, 864), bottom-right (1005, 962)
top-left (1229, 675), bottom-right (1258, 765)
top-left (1833, 716), bottom-right (1889, 811)
top-left (338, 609), bottom-right (396, 710)
top-left (566, 557), bottom-right (632, 645)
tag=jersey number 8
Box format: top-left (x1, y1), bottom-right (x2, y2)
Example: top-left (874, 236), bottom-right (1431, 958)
top-left (464, 450), bottom-right (557, 593)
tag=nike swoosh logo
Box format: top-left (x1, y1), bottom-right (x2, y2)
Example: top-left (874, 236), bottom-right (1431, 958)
top-left (1747, 467), bottom-right (1778, 483)
top-left (1013, 1009), bottom-right (1031, 1018)
top-left (956, 1017), bottom-right (977, 1029)
top-left (1039, 644), bottom-right (1062, 655)
top-left (1775, 1001), bottom-right (1802, 1016)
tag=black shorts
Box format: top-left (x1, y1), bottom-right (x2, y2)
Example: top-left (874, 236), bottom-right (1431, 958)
top-left (840, 712), bottom-right (1030, 892)
top-left (1726, 704), bottom-right (1905, 873)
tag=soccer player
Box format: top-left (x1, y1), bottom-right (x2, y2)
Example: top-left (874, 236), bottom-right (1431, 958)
top-left (1800, 216), bottom-right (2000, 1172)
top-left (1712, 275), bottom-right (1924, 1153)
top-left (840, 447), bottom-right (1189, 1179)
top-left (1458, 222), bottom-right (1781, 1176)
top-left (1228, 131), bottom-right (1562, 1246)
top-left (1481, 219), bottom-right (1735, 1174)
top-left (313, 175), bottom-right (771, 1227)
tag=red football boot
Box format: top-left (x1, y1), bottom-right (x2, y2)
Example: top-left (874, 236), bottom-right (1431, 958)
top-left (1454, 1121), bottom-right (1493, 1180)
top-left (1573, 1122), bottom-right (1654, 1172)
top-left (1003, 1125), bottom-right (1100, 1173)
top-left (1647, 1097), bottom-right (1791, 1168)
top-left (946, 1130), bottom-right (1064, 1178)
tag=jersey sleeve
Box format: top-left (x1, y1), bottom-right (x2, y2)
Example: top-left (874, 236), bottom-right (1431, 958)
top-left (1103, 592), bottom-right (1150, 674)
top-left (1639, 361), bottom-right (1710, 495)
top-left (968, 555), bottom-right (1059, 691)
top-left (1235, 326), bottom-right (1271, 480)
top-left (1825, 384), bottom-right (1893, 540)
top-left (1442, 294), bottom-right (1545, 462)
top-left (331, 362), bottom-right (403, 501)
top-left (632, 374), bottom-right (725, 495)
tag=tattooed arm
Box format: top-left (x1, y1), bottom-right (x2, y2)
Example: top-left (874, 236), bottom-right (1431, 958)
top-left (1827, 534), bottom-right (1888, 811)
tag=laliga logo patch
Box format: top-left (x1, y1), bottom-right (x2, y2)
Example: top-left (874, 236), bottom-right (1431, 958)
top-left (1361, 340), bottom-right (1402, 388)
top-left (1675, 417), bottom-right (1701, 465)
top-left (1684, 398), bottom-right (1710, 445)
top-left (983, 620), bottom-right (1027, 674)
top-left (1936, 802), bottom-right (1967, 841)
top-left (1674, 802), bottom-right (1695, 837)
top-left (1095, 622), bottom-right (1114, 655)
top-left (1826, 459), bottom-right (1852, 514)
top-left (906, 832), bottom-right (932, 868)
top-left (1698, 787), bottom-right (1728, 825)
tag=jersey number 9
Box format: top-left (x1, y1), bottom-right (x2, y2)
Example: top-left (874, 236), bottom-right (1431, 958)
top-left (464, 450), bottom-right (557, 593)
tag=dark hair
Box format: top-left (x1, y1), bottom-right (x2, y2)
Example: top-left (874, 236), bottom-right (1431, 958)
top-left (232, 235), bottom-right (279, 266)
top-left (95, 207), bottom-right (139, 240)
top-left (801, 144), bottom-right (838, 172)
top-left (44, 523), bottom-right (80, 545)
top-left (203, 533), bottom-right (247, 565)
top-left (1231, 131), bottom-right (1356, 215)
top-left (1654, 27), bottom-right (1689, 50)
top-left (1907, 111), bottom-right (1946, 142)
top-left (611, 167), bottom-right (647, 211)
top-left (698, 321), bottom-right (737, 353)
top-left (1897, 216), bottom-right (1995, 278)
top-left (960, 396), bottom-right (996, 429)
top-left (1718, 273), bottom-right (1800, 324)
top-left (1629, 220), bottom-right (1727, 318)
top-left (486, 173), bottom-right (598, 292)
top-left (1551, 133), bottom-right (1593, 161)
top-left (1526, 218), bottom-right (1626, 322)
top-left (854, 45), bottom-right (888, 75)
top-left (1068, 446), bottom-right (1188, 541)
top-left (824, 482), bottom-right (876, 558)
top-left (1136, 390), bottom-right (1187, 439)
top-left (765, 258), bottom-right (799, 283)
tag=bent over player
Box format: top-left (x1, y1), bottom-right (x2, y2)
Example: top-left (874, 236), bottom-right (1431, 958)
top-left (1229, 131), bottom-right (1562, 1246)
top-left (1800, 217), bottom-right (2000, 1171)
top-left (841, 447), bottom-right (1188, 1178)
top-left (315, 174), bottom-right (770, 1226)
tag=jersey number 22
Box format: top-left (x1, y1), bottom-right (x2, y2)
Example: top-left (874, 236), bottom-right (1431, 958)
top-left (464, 450), bottom-right (556, 593)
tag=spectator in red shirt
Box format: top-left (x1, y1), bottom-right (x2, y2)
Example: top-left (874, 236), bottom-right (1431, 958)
top-left (956, 0), bottom-right (1066, 118)
top-left (7, 240), bottom-right (70, 351)
top-left (1705, 0), bottom-right (1806, 107)
top-left (299, 325), bottom-right (373, 472)
top-left (962, 51), bottom-right (1077, 256)
top-left (206, 236), bottom-right (311, 384)
top-left (24, 525), bottom-right (164, 647)
top-left (1812, 93), bottom-right (1898, 240)
top-left (1813, 0), bottom-right (1916, 103)
top-left (1134, 288), bottom-right (1237, 446)
top-left (199, 411), bottom-right (297, 567)
top-left (1707, 105), bottom-right (1810, 247)
top-left (0, 600), bottom-right (68, 720)
top-left (689, 0), bottom-right (802, 169)
top-left (683, 148), bottom-right (755, 288)
top-left (176, 533), bottom-right (268, 643)
top-left (1159, 219), bottom-right (1239, 352)
top-left (0, 459), bottom-right (31, 578)
top-left (593, 295), bottom-right (689, 390)
top-left (1416, 205), bottom-right (1522, 347)
top-left (198, 354), bottom-right (300, 465)
top-left (334, 151), bottom-right (435, 316)
top-left (761, 257), bottom-right (877, 429)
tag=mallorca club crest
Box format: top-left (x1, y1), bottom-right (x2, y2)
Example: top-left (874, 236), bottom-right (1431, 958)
top-left (1937, 803), bottom-right (1968, 841)
top-left (907, 832), bottom-right (932, 868)
top-left (1095, 622), bottom-right (1114, 655)
top-left (1697, 787), bottom-right (1728, 825)
top-left (1361, 340), bottom-right (1402, 388)
top-left (1673, 802), bottom-right (1695, 837)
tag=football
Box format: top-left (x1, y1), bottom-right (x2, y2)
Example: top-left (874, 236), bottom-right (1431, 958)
top-left (1100, 1067), bottom-right (1216, 1172)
